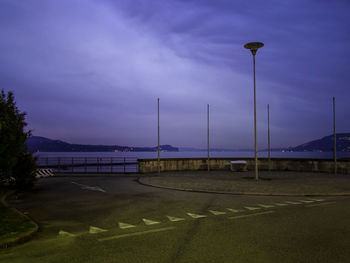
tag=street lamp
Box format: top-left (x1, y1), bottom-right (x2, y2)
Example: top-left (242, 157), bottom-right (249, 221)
top-left (244, 42), bottom-right (264, 181)
top-left (333, 97), bottom-right (337, 175)
top-left (157, 98), bottom-right (160, 174)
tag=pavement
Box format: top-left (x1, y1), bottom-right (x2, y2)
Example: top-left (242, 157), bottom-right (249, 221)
top-left (0, 175), bottom-right (350, 262)
top-left (139, 170), bottom-right (350, 196)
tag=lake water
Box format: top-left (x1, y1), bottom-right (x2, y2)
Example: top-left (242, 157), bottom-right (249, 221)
top-left (35, 151), bottom-right (350, 159)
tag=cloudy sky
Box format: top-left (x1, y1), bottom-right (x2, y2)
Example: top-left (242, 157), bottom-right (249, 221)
top-left (1, 0), bottom-right (349, 149)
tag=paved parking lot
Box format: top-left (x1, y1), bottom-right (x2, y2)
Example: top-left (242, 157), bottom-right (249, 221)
top-left (1, 176), bottom-right (350, 263)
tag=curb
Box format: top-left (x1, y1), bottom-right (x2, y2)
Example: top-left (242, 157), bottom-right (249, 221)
top-left (137, 178), bottom-right (350, 197)
top-left (0, 190), bottom-right (39, 249)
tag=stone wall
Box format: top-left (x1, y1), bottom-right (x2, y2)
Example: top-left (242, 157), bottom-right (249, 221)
top-left (138, 158), bottom-right (350, 174)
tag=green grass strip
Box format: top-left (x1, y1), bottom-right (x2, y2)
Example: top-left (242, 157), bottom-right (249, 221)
top-left (0, 189), bottom-right (38, 248)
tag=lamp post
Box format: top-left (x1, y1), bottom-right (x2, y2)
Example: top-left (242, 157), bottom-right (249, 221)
top-left (157, 98), bottom-right (160, 174)
top-left (333, 97), bottom-right (337, 175)
top-left (207, 104), bottom-right (210, 171)
top-left (244, 42), bottom-right (264, 181)
top-left (268, 104), bottom-right (271, 171)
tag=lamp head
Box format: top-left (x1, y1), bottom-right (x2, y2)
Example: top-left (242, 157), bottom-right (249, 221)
top-left (244, 42), bottom-right (264, 56)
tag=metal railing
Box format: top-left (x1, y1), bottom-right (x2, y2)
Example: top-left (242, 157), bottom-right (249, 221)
top-left (36, 157), bottom-right (138, 173)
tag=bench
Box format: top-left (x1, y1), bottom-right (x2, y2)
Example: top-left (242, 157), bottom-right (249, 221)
top-left (230, 160), bottom-right (248, 172)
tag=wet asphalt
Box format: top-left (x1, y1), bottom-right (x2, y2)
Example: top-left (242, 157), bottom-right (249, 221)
top-left (1, 175), bottom-right (350, 263)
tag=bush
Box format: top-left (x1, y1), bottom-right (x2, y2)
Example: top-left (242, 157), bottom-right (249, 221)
top-left (0, 90), bottom-right (36, 188)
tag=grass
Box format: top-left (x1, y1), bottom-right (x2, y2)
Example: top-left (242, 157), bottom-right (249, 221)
top-left (0, 188), bottom-right (38, 248)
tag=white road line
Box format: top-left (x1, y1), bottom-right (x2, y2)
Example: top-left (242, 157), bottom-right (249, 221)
top-left (227, 208), bottom-right (243, 213)
top-left (229, 211), bottom-right (275, 220)
top-left (71, 182), bottom-right (106, 193)
top-left (167, 216), bottom-right (185, 222)
top-left (98, 227), bottom-right (176, 242)
top-left (274, 203), bottom-right (288, 206)
top-left (258, 204), bottom-right (275, 208)
top-left (306, 202), bottom-right (336, 207)
top-left (58, 230), bottom-right (75, 237)
top-left (285, 201), bottom-right (301, 205)
top-left (209, 210), bottom-right (227, 215)
top-left (244, 206), bottom-right (261, 211)
top-left (119, 222), bottom-right (136, 229)
top-left (89, 226), bottom-right (108, 234)
top-left (142, 218), bottom-right (161, 225)
top-left (187, 212), bottom-right (207, 219)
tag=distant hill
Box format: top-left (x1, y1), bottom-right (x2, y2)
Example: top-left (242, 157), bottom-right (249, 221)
top-left (291, 133), bottom-right (350, 152)
top-left (26, 136), bottom-right (179, 152)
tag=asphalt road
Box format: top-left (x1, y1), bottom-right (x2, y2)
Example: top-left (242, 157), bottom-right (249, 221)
top-left (1, 175), bottom-right (350, 263)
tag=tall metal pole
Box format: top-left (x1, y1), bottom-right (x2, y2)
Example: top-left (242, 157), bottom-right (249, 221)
top-left (158, 98), bottom-right (160, 174)
top-left (207, 104), bottom-right (210, 171)
top-left (244, 42), bottom-right (263, 181)
top-left (268, 104), bottom-right (271, 171)
top-left (253, 54), bottom-right (258, 181)
top-left (333, 97), bottom-right (337, 175)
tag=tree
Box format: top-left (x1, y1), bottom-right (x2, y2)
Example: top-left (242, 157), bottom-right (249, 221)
top-left (0, 89), bottom-right (36, 188)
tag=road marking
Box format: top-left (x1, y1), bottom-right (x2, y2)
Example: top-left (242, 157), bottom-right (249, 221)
top-left (274, 203), bottom-right (288, 206)
top-left (244, 206), bottom-right (261, 211)
top-left (298, 200), bottom-right (315, 203)
top-left (142, 218), bottom-right (161, 225)
top-left (58, 230), bottom-right (75, 237)
top-left (89, 226), bottom-right (108, 234)
top-left (227, 208), bottom-right (243, 213)
top-left (167, 216), bottom-right (185, 222)
top-left (209, 210), bottom-right (227, 215)
top-left (98, 227), bottom-right (176, 242)
top-left (285, 201), bottom-right (301, 205)
top-left (229, 211), bottom-right (275, 220)
top-left (309, 198), bottom-right (325, 202)
top-left (306, 202), bottom-right (336, 207)
top-left (258, 204), bottom-right (275, 208)
top-left (187, 212), bottom-right (207, 219)
top-left (71, 182), bottom-right (106, 193)
top-left (119, 222), bottom-right (136, 229)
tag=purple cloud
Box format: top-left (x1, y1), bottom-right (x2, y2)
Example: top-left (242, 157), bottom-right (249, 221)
top-left (0, 0), bottom-right (349, 149)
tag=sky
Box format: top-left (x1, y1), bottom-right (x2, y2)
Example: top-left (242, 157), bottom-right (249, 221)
top-left (1, 0), bottom-right (350, 149)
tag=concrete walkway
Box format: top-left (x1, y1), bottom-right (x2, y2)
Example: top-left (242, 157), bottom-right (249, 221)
top-left (139, 171), bottom-right (350, 196)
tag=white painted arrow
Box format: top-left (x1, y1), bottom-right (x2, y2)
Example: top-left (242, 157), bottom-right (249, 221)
top-left (119, 222), bottom-right (136, 229)
top-left (209, 210), bottom-right (226, 215)
top-left (244, 206), bottom-right (261, 211)
top-left (274, 203), bottom-right (288, 206)
top-left (258, 204), bottom-right (275, 208)
top-left (285, 201), bottom-right (301, 205)
top-left (142, 218), bottom-right (161, 225)
top-left (89, 226), bottom-right (108, 234)
top-left (227, 208), bottom-right (243, 213)
top-left (71, 182), bottom-right (106, 193)
top-left (187, 213), bottom-right (207, 219)
top-left (167, 216), bottom-right (185, 222)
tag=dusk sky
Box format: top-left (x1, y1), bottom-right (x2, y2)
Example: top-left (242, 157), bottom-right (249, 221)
top-left (1, 0), bottom-right (350, 149)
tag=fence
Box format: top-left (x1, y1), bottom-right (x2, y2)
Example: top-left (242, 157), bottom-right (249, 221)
top-left (36, 157), bottom-right (138, 173)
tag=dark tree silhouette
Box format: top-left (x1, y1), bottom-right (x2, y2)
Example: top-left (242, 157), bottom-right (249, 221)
top-left (0, 89), bottom-right (36, 188)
